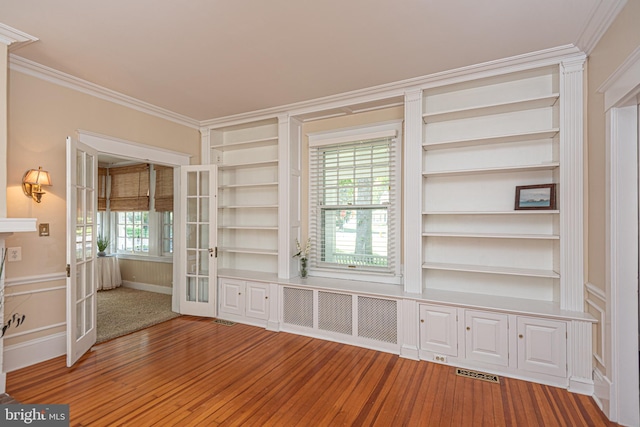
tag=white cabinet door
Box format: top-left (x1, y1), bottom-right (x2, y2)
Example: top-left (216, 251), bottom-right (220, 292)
top-left (465, 310), bottom-right (509, 367)
top-left (419, 304), bottom-right (458, 357)
top-left (219, 278), bottom-right (244, 316)
top-left (517, 317), bottom-right (566, 377)
top-left (245, 282), bottom-right (269, 321)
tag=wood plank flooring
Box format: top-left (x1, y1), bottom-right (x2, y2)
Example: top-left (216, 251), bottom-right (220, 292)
top-left (7, 316), bottom-right (615, 426)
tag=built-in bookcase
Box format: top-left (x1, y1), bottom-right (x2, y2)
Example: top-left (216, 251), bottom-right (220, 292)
top-left (210, 119), bottom-right (280, 274)
top-left (421, 66), bottom-right (563, 302)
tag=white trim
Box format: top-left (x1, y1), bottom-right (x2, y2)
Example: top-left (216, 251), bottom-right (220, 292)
top-left (593, 367), bottom-right (614, 419)
top-left (308, 127), bottom-right (398, 147)
top-left (4, 322), bottom-right (66, 340)
top-left (598, 46), bottom-right (640, 110)
top-left (606, 101), bottom-right (639, 425)
top-left (77, 130), bottom-right (192, 166)
top-left (0, 23), bottom-right (38, 49)
top-left (585, 293), bottom-right (606, 367)
top-left (575, 0), bottom-right (628, 55)
top-left (9, 55), bottom-right (200, 129)
top-left (3, 332), bottom-right (66, 373)
top-left (5, 286), bottom-right (66, 298)
top-left (115, 253), bottom-right (173, 264)
top-left (0, 218), bottom-right (37, 234)
top-left (585, 281), bottom-right (606, 300)
top-left (121, 281), bottom-right (172, 295)
top-left (4, 272), bottom-right (66, 287)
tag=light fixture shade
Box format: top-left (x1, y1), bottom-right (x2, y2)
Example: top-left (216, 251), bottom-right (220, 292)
top-left (24, 167), bottom-right (52, 186)
top-left (22, 166), bottom-right (52, 203)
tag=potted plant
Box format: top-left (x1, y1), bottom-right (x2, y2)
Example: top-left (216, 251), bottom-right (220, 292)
top-left (97, 235), bottom-right (110, 257)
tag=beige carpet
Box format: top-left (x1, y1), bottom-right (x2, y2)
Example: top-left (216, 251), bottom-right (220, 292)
top-left (97, 287), bottom-right (180, 343)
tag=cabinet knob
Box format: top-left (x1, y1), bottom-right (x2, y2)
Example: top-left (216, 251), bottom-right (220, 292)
top-left (466, 326), bottom-right (470, 331)
top-left (238, 292), bottom-right (242, 295)
top-left (265, 296), bottom-right (269, 299)
top-left (420, 319), bottom-right (424, 323)
top-left (519, 334), bottom-right (524, 339)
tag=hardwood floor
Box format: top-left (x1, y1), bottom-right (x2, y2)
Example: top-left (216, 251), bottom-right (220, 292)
top-left (7, 316), bottom-right (615, 426)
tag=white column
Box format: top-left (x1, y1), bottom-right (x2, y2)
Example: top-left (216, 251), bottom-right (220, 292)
top-left (559, 57), bottom-right (586, 312)
top-left (403, 89), bottom-right (423, 294)
top-left (400, 299), bottom-right (419, 360)
top-left (569, 319), bottom-right (594, 395)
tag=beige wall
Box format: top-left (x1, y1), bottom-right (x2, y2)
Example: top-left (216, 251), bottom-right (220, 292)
top-left (586, 0), bottom-right (640, 378)
top-left (118, 259), bottom-right (173, 288)
top-left (3, 69), bottom-right (199, 345)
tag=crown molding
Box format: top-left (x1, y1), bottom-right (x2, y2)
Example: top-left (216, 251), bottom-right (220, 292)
top-left (9, 54), bottom-right (200, 129)
top-left (0, 23), bottom-right (38, 49)
top-left (201, 44), bottom-right (585, 128)
top-left (576, 0), bottom-right (627, 55)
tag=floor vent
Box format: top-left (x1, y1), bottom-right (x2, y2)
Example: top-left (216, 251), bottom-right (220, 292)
top-left (456, 368), bottom-right (500, 384)
top-left (213, 319), bottom-right (236, 326)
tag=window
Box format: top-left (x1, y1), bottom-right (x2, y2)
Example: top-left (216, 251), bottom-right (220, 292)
top-left (98, 163), bottom-right (174, 258)
top-left (309, 122), bottom-right (402, 283)
top-left (116, 211), bottom-right (150, 254)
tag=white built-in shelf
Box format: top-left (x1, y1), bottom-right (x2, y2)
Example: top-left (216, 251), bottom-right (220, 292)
top-left (422, 210), bottom-right (559, 215)
top-left (219, 247), bottom-right (278, 256)
top-left (218, 205), bottom-right (279, 209)
top-left (422, 129), bottom-right (559, 151)
top-left (422, 94), bottom-right (559, 123)
top-left (219, 182), bottom-right (278, 189)
top-left (422, 232), bottom-right (559, 240)
top-left (219, 226), bottom-right (278, 230)
top-left (211, 136), bottom-right (278, 151)
top-left (422, 162), bottom-right (559, 177)
top-left (219, 159), bottom-right (278, 170)
top-left (422, 262), bottom-right (560, 279)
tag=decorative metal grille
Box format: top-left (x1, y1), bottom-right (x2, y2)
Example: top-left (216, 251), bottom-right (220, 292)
top-left (282, 287), bottom-right (313, 328)
top-left (357, 296), bottom-right (397, 344)
top-left (318, 291), bottom-right (352, 335)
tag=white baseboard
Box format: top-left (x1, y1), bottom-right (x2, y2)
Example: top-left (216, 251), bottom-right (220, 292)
top-left (593, 367), bottom-right (613, 421)
top-left (4, 332), bottom-right (66, 373)
top-left (121, 281), bottom-right (173, 295)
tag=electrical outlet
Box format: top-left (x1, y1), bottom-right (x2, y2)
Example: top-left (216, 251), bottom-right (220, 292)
top-left (7, 247), bottom-right (22, 262)
top-left (434, 354), bottom-right (447, 363)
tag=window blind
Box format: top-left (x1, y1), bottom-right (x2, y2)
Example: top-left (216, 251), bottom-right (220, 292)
top-left (154, 165), bottom-right (174, 212)
top-left (310, 135), bottom-right (398, 275)
top-left (108, 163), bottom-right (150, 211)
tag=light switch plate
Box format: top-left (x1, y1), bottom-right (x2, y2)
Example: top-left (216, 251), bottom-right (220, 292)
top-left (39, 223), bottom-right (50, 237)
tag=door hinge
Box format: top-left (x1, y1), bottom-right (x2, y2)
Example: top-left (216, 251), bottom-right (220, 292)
top-left (66, 264), bottom-right (71, 278)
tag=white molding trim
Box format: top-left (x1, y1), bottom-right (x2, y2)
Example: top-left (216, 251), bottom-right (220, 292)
top-left (5, 286), bottom-right (65, 298)
top-left (399, 299), bottom-right (419, 360)
top-left (122, 281), bottom-right (172, 295)
top-left (598, 46), bottom-right (640, 110)
top-left (568, 319), bottom-right (594, 395)
top-left (575, 0), bottom-right (628, 55)
top-left (585, 281), bottom-right (607, 300)
top-left (0, 23), bottom-right (38, 49)
top-left (9, 55), bottom-right (200, 129)
top-left (4, 322), bottom-right (66, 341)
top-left (4, 272), bottom-right (66, 287)
top-left (403, 89), bottom-right (423, 294)
top-left (585, 293), bottom-right (606, 366)
top-left (77, 130), bottom-right (192, 166)
top-left (201, 45), bottom-right (585, 128)
top-left (593, 367), bottom-right (613, 419)
top-left (559, 58), bottom-right (586, 312)
top-left (0, 218), bottom-right (37, 234)
top-left (4, 332), bottom-right (66, 373)
top-left (606, 102), bottom-right (639, 425)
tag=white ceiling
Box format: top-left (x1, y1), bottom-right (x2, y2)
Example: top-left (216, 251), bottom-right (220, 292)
top-left (0, 0), bottom-right (623, 123)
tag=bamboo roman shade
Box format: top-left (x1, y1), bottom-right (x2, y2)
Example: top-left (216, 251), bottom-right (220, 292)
top-left (108, 164), bottom-right (150, 211)
top-left (154, 165), bottom-right (174, 212)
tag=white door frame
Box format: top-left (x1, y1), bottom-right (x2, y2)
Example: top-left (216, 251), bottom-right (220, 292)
top-left (602, 46), bottom-right (640, 426)
top-left (76, 130), bottom-right (191, 311)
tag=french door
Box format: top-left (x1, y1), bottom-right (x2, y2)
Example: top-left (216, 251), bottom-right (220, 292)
top-left (179, 165), bottom-right (217, 316)
top-left (66, 137), bottom-right (98, 366)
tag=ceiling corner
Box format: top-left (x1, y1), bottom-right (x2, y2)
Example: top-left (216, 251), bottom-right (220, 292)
top-left (575, 0), bottom-right (628, 55)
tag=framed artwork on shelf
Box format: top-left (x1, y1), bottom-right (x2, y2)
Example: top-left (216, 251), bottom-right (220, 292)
top-left (515, 184), bottom-right (556, 210)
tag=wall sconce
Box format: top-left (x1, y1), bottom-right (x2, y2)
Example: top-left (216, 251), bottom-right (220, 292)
top-left (22, 166), bottom-right (52, 203)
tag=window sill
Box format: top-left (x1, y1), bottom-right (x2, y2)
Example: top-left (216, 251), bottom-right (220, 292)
top-left (309, 268), bottom-right (403, 285)
top-left (115, 253), bottom-right (173, 263)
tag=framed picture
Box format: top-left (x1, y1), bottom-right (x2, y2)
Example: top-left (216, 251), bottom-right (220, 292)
top-left (515, 184), bottom-right (556, 210)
